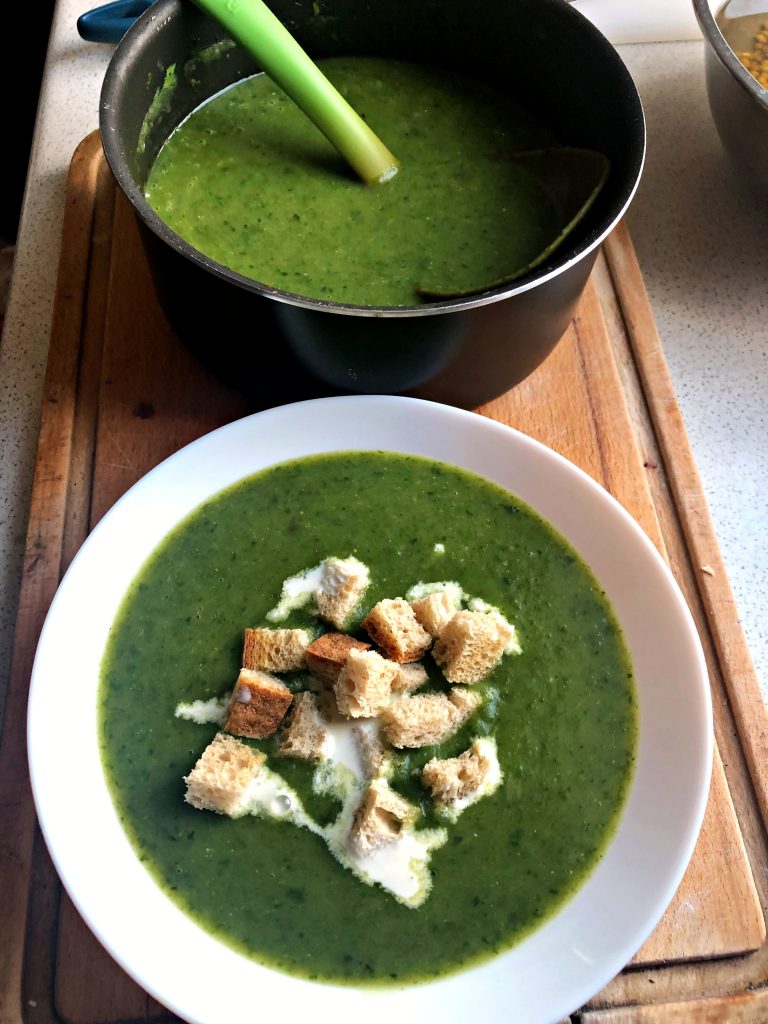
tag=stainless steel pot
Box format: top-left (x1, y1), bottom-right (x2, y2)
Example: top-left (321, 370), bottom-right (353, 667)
top-left (693, 0), bottom-right (768, 198)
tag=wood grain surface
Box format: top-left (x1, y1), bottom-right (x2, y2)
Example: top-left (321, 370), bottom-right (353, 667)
top-left (1, 133), bottom-right (767, 1024)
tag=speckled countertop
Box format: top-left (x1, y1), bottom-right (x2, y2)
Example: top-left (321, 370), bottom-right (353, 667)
top-left (0, 3), bottom-right (766, 717)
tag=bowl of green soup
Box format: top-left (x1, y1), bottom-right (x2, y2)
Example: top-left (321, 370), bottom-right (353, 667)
top-left (29, 396), bottom-right (711, 1024)
top-left (100, 0), bottom-right (645, 407)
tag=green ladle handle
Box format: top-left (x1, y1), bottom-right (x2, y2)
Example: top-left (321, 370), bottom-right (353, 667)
top-left (191, 0), bottom-right (400, 184)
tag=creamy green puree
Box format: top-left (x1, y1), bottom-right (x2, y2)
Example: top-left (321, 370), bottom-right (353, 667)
top-left (144, 58), bottom-right (562, 305)
top-left (100, 452), bottom-right (635, 984)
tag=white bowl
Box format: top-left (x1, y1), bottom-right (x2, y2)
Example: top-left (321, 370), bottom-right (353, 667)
top-left (28, 395), bottom-right (711, 1024)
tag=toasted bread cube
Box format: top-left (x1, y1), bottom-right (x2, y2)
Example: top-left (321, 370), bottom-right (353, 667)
top-left (242, 627), bottom-right (311, 673)
top-left (184, 732), bottom-right (265, 816)
top-left (315, 556), bottom-right (370, 629)
top-left (446, 685), bottom-right (480, 716)
top-left (410, 590), bottom-right (461, 638)
top-left (353, 722), bottom-right (388, 777)
top-left (392, 661), bottom-right (429, 693)
top-left (433, 610), bottom-right (511, 683)
top-left (348, 779), bottom-right (415, 856)
top-left (315, 687), bottom-right (348, 724)
top-left (467, 602), bottom-right (521, 656)
top-left (362, 598), bottom-right (432, 663)
top-left (334, 648), bottom-right (399, 718)
top-left (305, 632), bottom-right (372, 686)
top-left (381, 688), bottom-right (480, 748)
top-left (224, 668), bottom-right (293, 739)
top-left (279, 692), bottom-right (328, 761)
top-left (422, 740), bottom-right (493, 803)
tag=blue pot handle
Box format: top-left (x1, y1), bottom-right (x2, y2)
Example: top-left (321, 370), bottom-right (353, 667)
top-left (77, 0), bottom-right (153, 43)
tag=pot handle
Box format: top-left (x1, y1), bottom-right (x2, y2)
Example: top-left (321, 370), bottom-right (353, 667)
top-left (77, 0), bottom-right (153, 43)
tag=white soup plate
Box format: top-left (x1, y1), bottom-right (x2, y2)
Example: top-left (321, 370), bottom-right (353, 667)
top-left (28, 395), bottom-right (712, 1024)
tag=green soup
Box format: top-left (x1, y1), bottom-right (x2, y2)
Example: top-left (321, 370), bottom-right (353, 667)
top-left (144, 58), bottom-right (562, 306)
top-left (100, 452), bottom-right (636, 985)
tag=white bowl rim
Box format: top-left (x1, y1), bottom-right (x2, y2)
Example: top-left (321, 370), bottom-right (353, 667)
top-left (28, 395), bottom-right (712, 1024)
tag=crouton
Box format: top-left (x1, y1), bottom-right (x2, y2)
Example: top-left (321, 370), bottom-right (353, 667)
top-left (224, 668), bottom-right (293, 739)
top-left (422, 740), bottom-right (493, 803)
top-left (361, 598), bottom-right (432, 663)
top-left (410, 589), bottom-right (461, 638)
top-left (392, 661), bottom-right (429, 693)
top-left (305, 632), bottom-right (371, 686)
top-left (334, 648), bottom-right (399, 718)
top-left (242, 627), bottom-right (311, 672)
top-left (353, 722), bottom-right (388, 777)
top-left (467, 600), bottom-right (522, 655)
top-left (433, 610), bottom-right (512, 683)
top-left (348, 779), bottom-right (415, 856)
top-left (279, 692), bottom-right (328, 761)
top-left (184, 732), bottom-right (264, 816)
top-left (315, 687), bottom-right (348, 724)
top-left (381, 688), bottom-right (481, 748)
top-left (447, 686), bottom-right (480, 716)
top-left (315, 556), bottom-right (370, 629)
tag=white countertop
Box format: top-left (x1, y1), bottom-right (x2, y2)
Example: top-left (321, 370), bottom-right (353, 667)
top-left (0, 1), bottom-right (766, 715)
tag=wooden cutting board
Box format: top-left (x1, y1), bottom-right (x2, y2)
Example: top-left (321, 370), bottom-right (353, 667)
top-left (1, 132), bottom-right (768, 1024)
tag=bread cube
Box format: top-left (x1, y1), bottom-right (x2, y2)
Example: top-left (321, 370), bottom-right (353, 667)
top-left (279, 691), bottom-right (328, 761)
top-left (433, 610), bottom-right (512, 683)
top-left (315, 556), bottom-right (370, 629)
top-left (422, 740), bottom-right (493, 803)
top-left (348, 779), bottom-right (415, 856)
top-left (242, 627), bottom-right (311, 673)
top-left (184, 732), bottom-right (265, 816)
top-left (334, 648), bottom-right (398, 718)
top-left (224, 668), bottom-right (293, 739)
top-left (353, 722), bottom-right (388, 777)
top-left (314, 687), bottom-right (348, 724)
top-left (381, 687), bottom-right (480, 748)
top-left (392, 661), bottom-right (429, 693)
top-left (362, 598), bottom-right (432, 663)
top-left (446, 686), bottom-right (480, 716)
top-left (410, 589), bottom-right (461, 638)
top-left (305, 631), bottom-right (371, 686)
top-left (473, 605), bottom-right (521, 655)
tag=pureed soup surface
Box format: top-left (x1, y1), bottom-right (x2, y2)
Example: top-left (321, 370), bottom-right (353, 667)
top-left (100, 452), bottom-right (636, 984)
top-left (144, 58), bottom-right (561, 306)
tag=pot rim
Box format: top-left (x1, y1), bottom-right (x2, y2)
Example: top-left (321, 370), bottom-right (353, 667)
top-left (693, 0), bottom-right (768, 112)
top-left (100, 0), bottom-right (646, 319)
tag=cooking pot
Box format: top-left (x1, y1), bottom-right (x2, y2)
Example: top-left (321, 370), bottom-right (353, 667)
top-left (100, 0), bottom-right (645, 407)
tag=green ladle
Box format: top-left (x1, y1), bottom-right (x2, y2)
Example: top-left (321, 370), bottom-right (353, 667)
top-left (192, 0), bottom-right (399, 184)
